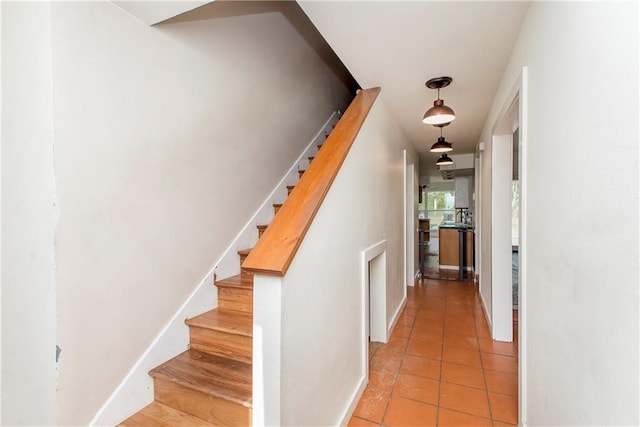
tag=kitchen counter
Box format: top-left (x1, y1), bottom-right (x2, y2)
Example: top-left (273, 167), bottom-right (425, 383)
top-left (438, 222), bottom-right (474, 230)
top-left (419, 219), bottom-right (430, 240)
top-left (438, 224), bottom-right (474, 270)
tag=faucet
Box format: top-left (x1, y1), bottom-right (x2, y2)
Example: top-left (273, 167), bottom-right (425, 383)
top-left (456, 208), bottom-right (472, 225)
top-left (456, 208), bottom-right (467, 223)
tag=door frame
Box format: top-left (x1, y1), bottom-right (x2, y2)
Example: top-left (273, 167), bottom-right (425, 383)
top-left (404, 150), bottom-right (416, 288)
top-left (489, 67), bottom-right (529, 425)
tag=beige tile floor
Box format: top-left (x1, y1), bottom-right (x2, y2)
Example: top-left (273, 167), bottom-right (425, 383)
top-left (350, 279), bottom-right (518, 426)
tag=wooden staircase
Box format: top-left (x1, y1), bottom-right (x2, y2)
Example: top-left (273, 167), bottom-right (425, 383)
top-left (119, 131), bottom-right (332, 426)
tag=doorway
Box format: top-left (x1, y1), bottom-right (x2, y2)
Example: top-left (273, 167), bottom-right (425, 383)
top-left (404, 151), bottom-right (415, 287)
top-left (368, 252), bottom-right (386, 343)
top-left (483, 67), bottom-right (528, 424)
top-left (361, 240), bottom-right (388, 385)
top-left (512, 129), bottom-right (520, 331)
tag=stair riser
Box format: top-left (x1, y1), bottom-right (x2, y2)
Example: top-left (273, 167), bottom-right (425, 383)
top-left (238, 253), bottom-right (253, 279)
top-left (218, 287), bottom-right (253, 313)
top-left (273, 205), bottom-right (281, 215)
top-left (189, 328), bottom-right (252, 363)
top-left (154, 378), bottom-right (251, 425)
top-left (257, 226), bottom-right (267, 238)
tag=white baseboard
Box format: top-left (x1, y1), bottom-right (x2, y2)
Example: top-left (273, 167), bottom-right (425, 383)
top-left (387, 293), bottom-right (407, 339)
top-left (89, 111), bottom-right (341, 426)
top-left (339, 281), bottom-right (402, 425)
top-left (479, 285), bottom-right (492, 332)
top-left (337, 374), bottom-right (367, 427)
top-left (89, 274), bottom-right (217, 426)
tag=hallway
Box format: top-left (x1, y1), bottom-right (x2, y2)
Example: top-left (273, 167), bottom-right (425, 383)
top-left (350, 279), bottom-right (518, 426)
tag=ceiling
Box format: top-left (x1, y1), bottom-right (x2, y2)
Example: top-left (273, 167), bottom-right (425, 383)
top-left (298, 1), bottom-right (530, 178)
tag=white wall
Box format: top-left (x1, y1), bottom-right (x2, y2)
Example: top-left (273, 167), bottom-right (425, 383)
top-left (478, 136), bottom-right (493, 321)
top-left (1, 1), bottom-right (353, 424)
top-left (110, 0), bottom-right (208, 25)
top-left (479, 2), bottom-right (639, 424)
top-left (276, 95), bottom-right (415, 425)
top-left (1, 2), bottom-right (58, 425)
top-left (412, 163), bottom-right (419, 279)
top-left (490, 135), bottom-right (512, 342)
top-left (405, 161), bottom-right (416, 285)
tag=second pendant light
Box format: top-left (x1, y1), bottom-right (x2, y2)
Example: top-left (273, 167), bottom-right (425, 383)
top-left (436, 154), bottom-right (454, 166)
top-left (430, 125), bottom-right (453, 153)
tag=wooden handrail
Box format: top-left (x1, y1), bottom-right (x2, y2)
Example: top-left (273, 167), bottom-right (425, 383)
top-left (242, 87), bottom-right (381, 276)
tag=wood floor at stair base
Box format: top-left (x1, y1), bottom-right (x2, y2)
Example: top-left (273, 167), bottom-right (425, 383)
top-left (118, 402), bottom-right (214, 427)
top-left (154, 378), bottom-right (251, 426)
top-left (218, 287), bottom-right (252, 313)
top-left (189, 328), bottom-right (251, 363)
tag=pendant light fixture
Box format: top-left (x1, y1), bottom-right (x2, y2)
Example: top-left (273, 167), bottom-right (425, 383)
top-left (430, 125), bottom-right (453, 153)
top-left (423, 76), bottom-right (456, 126)
top-left (436, 153), bottom-right (454, 166)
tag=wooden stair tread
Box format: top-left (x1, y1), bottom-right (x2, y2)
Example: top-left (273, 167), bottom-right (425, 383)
top-left (186, 309), bottom-right (252, 337)
top-left (215, 274), bottom-right (253, 290)
top-left (237, 248), bottom-right (252, 256)
top-left (273, 203), bottom-right (282, 207)
top-left (150, 349), bottom-right (252, 407)
top-left (119, 402), bottom-right (214, 426)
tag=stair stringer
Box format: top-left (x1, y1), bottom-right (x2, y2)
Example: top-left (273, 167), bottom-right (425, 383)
top-left (89, 273), bottom-right (217, 426)
top-left (214, 110), bottom-right (341, 280)
top-left (88, 110), bottom-right (340, 427)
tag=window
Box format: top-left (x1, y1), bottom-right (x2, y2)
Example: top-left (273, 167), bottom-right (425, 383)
top-left (426, 190), bottom-right (455, 229)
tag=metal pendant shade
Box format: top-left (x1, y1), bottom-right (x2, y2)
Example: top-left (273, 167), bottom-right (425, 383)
top-left (423, 100), bottom-right (456, 125)
top-left (430, 127), bottom-right (453, 153)
top-left (423, 77), bottom-right (456, 126)
top-left (430, 136), bottom-right (453, 152)
top-left (436, 153), bottom-right (454, 166)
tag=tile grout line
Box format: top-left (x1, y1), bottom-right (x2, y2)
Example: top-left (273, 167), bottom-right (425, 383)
top-left (379, 283), bottom-right (422, 426)
top-left (356, 278), bottom-right (518, 426)
top-left (434, 277), bottom-right (447, 426)
top-left (467, 282), bottom-right (496, 427)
